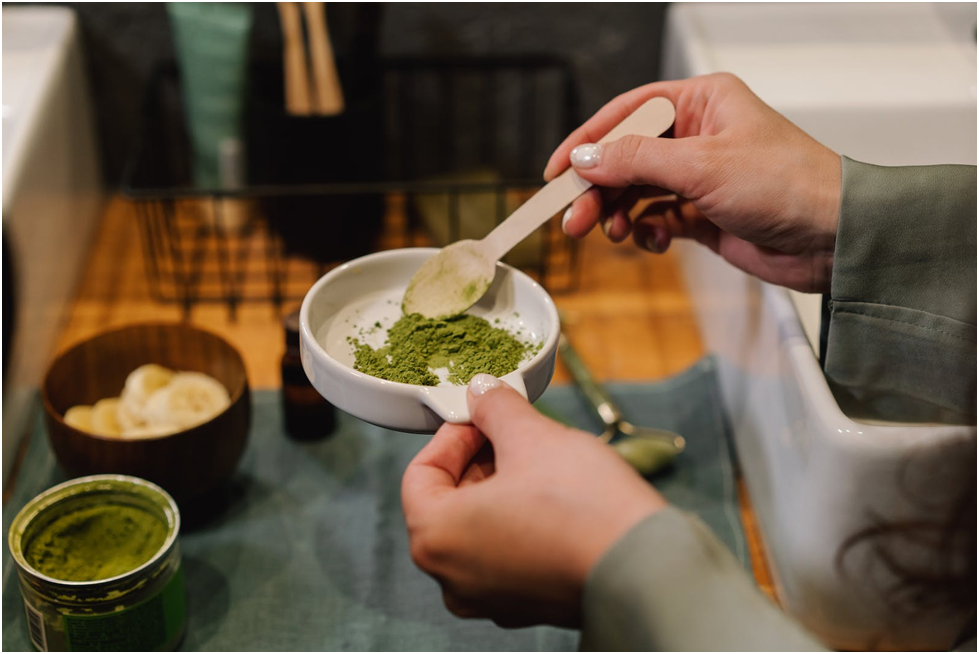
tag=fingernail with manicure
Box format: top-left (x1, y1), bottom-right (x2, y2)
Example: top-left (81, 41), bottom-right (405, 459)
top-left (561, 207), bottom-right (573, 235)
top-left (602, 216), bottom-right (613, 237)
top-left (469, 373), bottom-right (503, 397)
top-left (570, 143), bottom-right (602, 169)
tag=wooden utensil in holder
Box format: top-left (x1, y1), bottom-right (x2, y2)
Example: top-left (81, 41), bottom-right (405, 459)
top-left (303, 2), bottom-right (345, 115)
top-left (277, 2), bottom-right (344, 116)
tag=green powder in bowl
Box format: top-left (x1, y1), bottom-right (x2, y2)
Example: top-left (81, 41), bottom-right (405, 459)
top-left (348, 313), bottom-right (541, 386)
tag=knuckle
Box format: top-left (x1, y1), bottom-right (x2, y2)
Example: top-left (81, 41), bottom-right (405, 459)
top-left (682, 138), bottom-right (722, 198)
top-left (442, 583), bottom-right (485, 618)
top-left (407, 534), bottom-right (429, 569)
top-left (408, 528), bottom-right (443, 572)
top-left (441, 591), bottom-right (476, 618)
top-left (712, 71), bottom-right (744, 89)
top-left (610, 135), bottom-right (648, 185)
top-left (470, 397), bottom-right (497, 431)
top-left (470, 390), bottom-right (521, 430)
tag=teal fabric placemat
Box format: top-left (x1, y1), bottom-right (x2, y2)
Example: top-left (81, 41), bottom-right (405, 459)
top-left (3, 356), bottom-right (742, 651)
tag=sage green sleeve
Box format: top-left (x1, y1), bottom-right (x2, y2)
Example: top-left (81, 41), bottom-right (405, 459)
top-left (579, 161), bottom-right (975, 649)
top-left (825, 157), bottom-right (977, 423)
top-left (580, 507), bottom-right (823, 651)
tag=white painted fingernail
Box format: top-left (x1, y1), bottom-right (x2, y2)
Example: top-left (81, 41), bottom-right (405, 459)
top-left (570, 143), bottom-right (602, 169)
top-left (561, 207), bottom-right (574, 234)
top-left (602, 216), bottom-right (613, 237)
top-left (468, 373), bottom-right (503, 397)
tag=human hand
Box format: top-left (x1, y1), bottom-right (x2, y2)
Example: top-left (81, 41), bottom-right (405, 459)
top-left (546, 73), bottom-right (841, 293)
top-left (401, 374), bottom-right (666, 628)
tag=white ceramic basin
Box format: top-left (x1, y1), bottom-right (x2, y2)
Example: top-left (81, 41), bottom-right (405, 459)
top-left (2, 6), bottom-right (103, 484)
top-left (663, 3), bottom-right (976, 649)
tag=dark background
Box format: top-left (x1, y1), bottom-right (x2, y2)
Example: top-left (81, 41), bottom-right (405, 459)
top-left (57, 2), bottom-right (671, 186)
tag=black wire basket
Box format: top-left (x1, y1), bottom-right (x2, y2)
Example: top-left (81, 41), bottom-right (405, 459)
top-left (121, 56), bottom-right (581, 318)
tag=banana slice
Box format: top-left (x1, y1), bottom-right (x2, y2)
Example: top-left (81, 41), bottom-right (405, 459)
top-left (116, 400), bottom-right (146, 432)
top-left (121, 423), bottom-right (181, 440)
top-left (64, 405), bottom-right (94, 432)
top-left (90, 398), bottom-right (124, 437)
top-left (121, 364), bottom-right (175, 418)
top-left (143, 372), bottom-right (230, 430)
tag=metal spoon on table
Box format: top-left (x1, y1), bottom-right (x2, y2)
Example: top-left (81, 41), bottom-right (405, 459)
top-left (558, 333), bottom-right (685, 476)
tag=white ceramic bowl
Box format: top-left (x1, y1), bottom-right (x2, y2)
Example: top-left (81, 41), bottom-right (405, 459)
top-left (299, 248), bottom-right (560, 433)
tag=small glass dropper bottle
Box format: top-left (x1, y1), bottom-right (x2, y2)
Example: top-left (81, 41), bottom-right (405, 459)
top-left (281, 309), bottom-right (336, 440)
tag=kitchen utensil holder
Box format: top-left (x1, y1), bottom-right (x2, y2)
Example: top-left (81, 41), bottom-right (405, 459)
top-left (122, 56), bottom-right (581, 319)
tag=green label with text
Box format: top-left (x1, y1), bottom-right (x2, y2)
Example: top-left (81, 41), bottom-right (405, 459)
top-left (63, 565), bottom-right (185, 651)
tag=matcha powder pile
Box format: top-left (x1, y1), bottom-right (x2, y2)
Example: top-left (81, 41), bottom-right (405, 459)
top-left (349, 314), bottom-right (540, 386)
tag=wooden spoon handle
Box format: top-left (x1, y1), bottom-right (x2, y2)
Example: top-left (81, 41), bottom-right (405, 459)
top-left (481, 97), bottom-right (676, 262)
top-left (277, 2), bottom-right (313, 115)
top-left (303, 2), bottom-right (345, 115)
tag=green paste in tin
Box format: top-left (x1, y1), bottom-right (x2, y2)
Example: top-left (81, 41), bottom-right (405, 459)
top-left (26, 504), bottom-right (168, 582)
top-left (349, 313), bottom-right (540, 386)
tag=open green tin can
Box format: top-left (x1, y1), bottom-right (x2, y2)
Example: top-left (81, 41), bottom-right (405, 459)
top-left (8, 475), bottom-right (185, 651)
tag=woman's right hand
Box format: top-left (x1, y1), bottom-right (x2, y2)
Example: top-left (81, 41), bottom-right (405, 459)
top-left (546, 73), bottom-right (842, 294)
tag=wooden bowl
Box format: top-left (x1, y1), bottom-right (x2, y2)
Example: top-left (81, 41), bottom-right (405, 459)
top-left (42, 323), bottom-right (251, 505)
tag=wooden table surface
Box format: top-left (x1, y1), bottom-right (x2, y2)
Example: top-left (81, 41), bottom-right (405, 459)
top-left (52, 195), bottom-right (776, 600)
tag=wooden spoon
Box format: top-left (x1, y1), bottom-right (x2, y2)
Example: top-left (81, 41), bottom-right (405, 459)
top-left (303, 2), bottom-right (345, 115)
top-left (277, 2), bottom-right (313, 116)
top-left (402, 97), bottom-right (676, 319)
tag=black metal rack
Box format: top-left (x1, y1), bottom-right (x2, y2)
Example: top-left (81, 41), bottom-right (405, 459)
top-left (122, 56), bottom-right (581, 318)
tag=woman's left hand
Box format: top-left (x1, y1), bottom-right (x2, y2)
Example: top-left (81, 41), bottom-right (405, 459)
top-left (401, 374), bottom-right (666, 628)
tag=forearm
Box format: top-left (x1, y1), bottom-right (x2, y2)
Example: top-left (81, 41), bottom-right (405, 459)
top-left (580, 506), bottom-right (823, 651)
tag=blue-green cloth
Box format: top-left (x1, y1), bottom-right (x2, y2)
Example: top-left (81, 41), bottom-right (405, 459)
top-left (3, 356), bottom-right (744, 651)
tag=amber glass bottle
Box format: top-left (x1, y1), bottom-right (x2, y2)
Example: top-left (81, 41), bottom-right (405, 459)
top-left (281, 310), bottom-right (336, 439)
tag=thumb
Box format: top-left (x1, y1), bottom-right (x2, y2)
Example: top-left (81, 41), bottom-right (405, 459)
top-left (570, 135), bottom-right (702, 198)
top-left (402, 422), bottom-right (486, 513)
top-left (466, 374), bottom-right (549, 452)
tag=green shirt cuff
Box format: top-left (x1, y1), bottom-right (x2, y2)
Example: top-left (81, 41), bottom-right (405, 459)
top-left (826, 157), bottom-right (977, 423)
